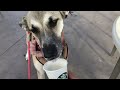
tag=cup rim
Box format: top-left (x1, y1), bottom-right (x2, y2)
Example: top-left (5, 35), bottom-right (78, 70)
top-left (43, 58), bottom-right (68, 72)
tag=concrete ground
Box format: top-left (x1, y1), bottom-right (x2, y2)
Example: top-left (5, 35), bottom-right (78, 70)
top-left (0, 11), bottom-right (120, 79)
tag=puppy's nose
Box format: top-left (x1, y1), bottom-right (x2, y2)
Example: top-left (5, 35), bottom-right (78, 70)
top-left (42, 43), bottom-right (58, 59)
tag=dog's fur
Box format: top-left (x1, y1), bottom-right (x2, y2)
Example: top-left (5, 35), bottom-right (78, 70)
top-left (20, 11), bottom-right (69, 79)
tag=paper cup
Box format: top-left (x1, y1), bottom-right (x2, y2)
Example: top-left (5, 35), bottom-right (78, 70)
top-left (43, 58), bottom-right (68, 79)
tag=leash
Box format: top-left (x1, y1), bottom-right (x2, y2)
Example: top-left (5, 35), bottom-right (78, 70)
top-left (19, 17), bottom-right (32, 79)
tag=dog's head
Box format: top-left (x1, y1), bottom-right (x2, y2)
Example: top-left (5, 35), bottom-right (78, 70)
top-left (19, 11), bottom-right (69, 60)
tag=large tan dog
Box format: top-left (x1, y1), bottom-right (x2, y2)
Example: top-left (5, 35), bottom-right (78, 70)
top-left (19, 11), bottom-right (69, 79)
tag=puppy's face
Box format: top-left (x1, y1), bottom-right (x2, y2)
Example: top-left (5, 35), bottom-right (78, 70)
top-left (21, 11), bottom-right (69, 60)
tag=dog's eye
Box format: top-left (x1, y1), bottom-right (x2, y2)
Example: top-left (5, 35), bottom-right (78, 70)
top-left (48, 17), bottom-right (59, 28)
top-left (31, 25), bottom-right (39, 34)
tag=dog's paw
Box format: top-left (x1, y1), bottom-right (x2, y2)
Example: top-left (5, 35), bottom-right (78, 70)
top-left (25, 52), bottom-right (28, 61)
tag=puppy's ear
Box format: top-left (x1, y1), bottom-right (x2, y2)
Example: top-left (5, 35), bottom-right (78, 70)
top-left (19, 16), bottom-right (29, 31)
top-left (60, 11), bottom-right (69, 19)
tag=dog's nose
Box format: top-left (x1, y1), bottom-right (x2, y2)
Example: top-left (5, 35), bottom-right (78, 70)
top-left (42, 43), bottom-right (58, 60)
top-left (65, 15), bottom-right (68, 18)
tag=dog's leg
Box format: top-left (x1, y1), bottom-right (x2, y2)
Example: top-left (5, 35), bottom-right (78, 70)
top-left (37, 70), bottom-right (45, 79)
top-left (25, 51), bottom-right (28, 61)
top-left (32, 56), bottom-right (45, 79)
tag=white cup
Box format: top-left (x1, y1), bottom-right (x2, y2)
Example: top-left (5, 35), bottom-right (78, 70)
top-left (43, 58), bottom-right (68, 79)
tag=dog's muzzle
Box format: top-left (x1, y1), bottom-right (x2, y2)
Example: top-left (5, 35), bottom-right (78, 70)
top-left (42, 43), bottom-right (62, 60)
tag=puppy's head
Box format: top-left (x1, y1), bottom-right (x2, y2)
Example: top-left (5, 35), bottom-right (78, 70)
top-left (20, 11), bottom-right (69, 60)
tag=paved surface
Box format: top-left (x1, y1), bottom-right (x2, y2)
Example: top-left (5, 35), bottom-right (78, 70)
top-left (0, 11), bottom-right (120, 79)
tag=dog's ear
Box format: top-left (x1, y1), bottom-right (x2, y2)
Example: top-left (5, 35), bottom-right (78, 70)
top-left (19, 16), bottom-right (29, 31)
top-left (60, 11), bottom-right (69, 19)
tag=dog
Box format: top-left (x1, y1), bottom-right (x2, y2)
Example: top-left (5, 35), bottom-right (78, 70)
top-left (19, 11), bottom-right (69, 79)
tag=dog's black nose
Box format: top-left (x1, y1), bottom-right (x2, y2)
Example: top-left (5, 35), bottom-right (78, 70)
top-left (42, 43), bottom-right (58, 60)
top-left (65, 15), bottom-right (68, 18)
